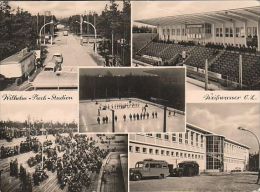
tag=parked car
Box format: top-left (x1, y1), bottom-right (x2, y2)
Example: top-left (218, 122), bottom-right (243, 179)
top-left (170, 161), bottom-right (199, 177)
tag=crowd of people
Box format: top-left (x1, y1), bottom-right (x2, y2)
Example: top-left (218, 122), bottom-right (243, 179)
top-left (4, 134), bottom-right (111, 192)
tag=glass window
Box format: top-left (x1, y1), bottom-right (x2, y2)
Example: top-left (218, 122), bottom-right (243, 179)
top-left (165, 134), bottom-right (169, 140)
top-left (129, 146), bottom-right (133, 152)
top-left (149, 148), bottom-right (153, 154)
top-left (185, 132), bottom-right (189, 144)
top-left (172, 133), bottom-right (176, 142)
top-left (225, 28), bottom-right (229, 37)
top-left (216, 28), bottom-right (220, 37)
top-left (155, 149), bottom-right (159, 155)
top-left (166, 151), bottom-right (170, 156)
top-left (136, 146), bottom-right (140, 153)
top-left (161, 150), bottom-right (165, 155)
top-left (235, 27), bottom-right (240, 37)
top-left (156, 134), bottom-right (161, 139)
top-left (230, 27), bottom-right (233, 37)
top-left (143, 148), bottom-right (147, 154)
top-left (171, 151), bottom-right (175, 156)
top-left (219, 28), bottom-right (223, 37)
top-left (179, 133), bottom-right (183, 144)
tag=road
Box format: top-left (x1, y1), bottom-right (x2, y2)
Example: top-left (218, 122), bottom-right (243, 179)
top-left (43, 31), bottom-right (98, 67)
top-left (3, 30), bottom-right (99, 91)
top-left (130, 173), bottom-right (260, 192)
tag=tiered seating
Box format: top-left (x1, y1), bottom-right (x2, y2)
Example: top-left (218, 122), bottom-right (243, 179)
top-left (160, 44), bottom-right (192, 61)
top-left (133, 33), bottom-right (157, 53)
top-left (210, 52), bottom-right (260, 86)
top-left (139, 42), bottom-right (170, 58)
top-left (185, 46), bottom-right (219, 68)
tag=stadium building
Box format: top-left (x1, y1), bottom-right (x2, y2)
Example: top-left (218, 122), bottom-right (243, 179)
top-left (129, 123), bottom-right (250, 172)
top-left (133, 6), bottom-right (260, 90)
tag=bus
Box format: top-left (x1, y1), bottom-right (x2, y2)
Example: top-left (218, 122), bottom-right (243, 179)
top-left (130, 159), bottom-right (172, 181)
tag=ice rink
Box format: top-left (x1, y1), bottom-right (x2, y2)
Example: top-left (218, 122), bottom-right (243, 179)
top-left (79, 98), bottom-right (185, 133)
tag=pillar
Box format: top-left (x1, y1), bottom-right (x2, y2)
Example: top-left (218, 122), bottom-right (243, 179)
top-left (257, 20), bottom-right (260, 51)
top-left (222, 23), bottom-right (225, 45)
top-left (244, 22), bottom-right (247, 47)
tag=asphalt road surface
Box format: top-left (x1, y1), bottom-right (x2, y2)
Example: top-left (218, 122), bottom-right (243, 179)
top-left (130, 173), bottom-right (260, 192)
top-left (43, 31), bottom-right (98, 67)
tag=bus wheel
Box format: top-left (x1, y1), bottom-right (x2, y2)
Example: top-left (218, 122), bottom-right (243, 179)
top-left (134, 173), bottom-right (142, 181)
top-left (159, 174), bottom-right (165, 179)
top-left (15, 78), bottom-right (22, 85)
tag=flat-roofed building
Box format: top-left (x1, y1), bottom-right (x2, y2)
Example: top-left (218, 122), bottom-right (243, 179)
top-left (129, 123), bottom-right (249, 172)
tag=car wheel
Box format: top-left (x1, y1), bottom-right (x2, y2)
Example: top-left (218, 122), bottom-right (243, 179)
top-left (134, 173), bottom-right (142, 181)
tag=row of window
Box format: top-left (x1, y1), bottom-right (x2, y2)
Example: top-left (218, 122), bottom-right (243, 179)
top-left (162, 27), bottom-right (257, 38)
top-left (224, 157), bottom-right (245, 164)
top-left (129, 145), bottom-right (204, 160)
top-left (147, 132), bottom-right (204, 148)
top-left (216, 27), bottom-right (257, 38)
top-left (224, 142), bottom-right (247, 155)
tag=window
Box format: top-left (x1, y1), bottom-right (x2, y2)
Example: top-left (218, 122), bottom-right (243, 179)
top-left (150, 163), bottom-right (162, 168)
top-left (146, 133), bottom-right (153, 137)
top-left (180, 153), bottom-right (183, 158)
top-left (129, 146), bottom-right (133, 152)
top-left (171, 151), bottom-right (175, 156)
top-left (191, 132), bottom-right (194, 145)
top-left (182, 28), bottom-right (185, 36)
top-left (225, 28), bottom-right (229, 37)
top-left (179, 133), bottom-right (183, 144)
top-left (177, 29), bottom-right (180, 36)
top-left (235, 27), bottom-right (240, 37)
top-left (184, 153), bottom-right (187, 158)
top-left (149, 148), bottom-right (153, 154)
top-left (196, 134), bottom-right (199, 146)
top-left (143, 147), bottom-right (147, 154)
top-left (176, 152), bottom-right (179, 157)
top-left (136, 146), bottom-right (140, 153)
top-left (166, 151), bottom-right (170, 156)
top-left (216, 28), bottom-right (220, 37)
top-left (219, 28), bottom-right (223, 37)
top-left (192, 154), bottom-right (194, 159)
top-left (185, 132), bottom-right (189, 144)
top-left (156, 134), bottom-right (161, 139)
top-left (172, 133), bottom-right (177, 142)
top-left (155, 149), bottom-right (159, 155)
top-left (230, 27), bottom-right (233, 37)
top-left (161, 150), bottom-right (165, 155)
top-left (201, 135), bottom-right (204, 148)
top-left (164, 134), bottom-right (169, 140)
top-left (172, 29), bottom-right (175, 35)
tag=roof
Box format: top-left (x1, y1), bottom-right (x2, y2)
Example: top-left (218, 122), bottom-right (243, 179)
top-left (135, 6), bottom-right (260, 26)
top-left (0, 51), bottom-right (34, 65)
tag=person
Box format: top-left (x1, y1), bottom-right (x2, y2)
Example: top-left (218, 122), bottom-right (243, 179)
top-left (10, 160), bottom-right (13, 176)
top-left (123, 115), bottom-right (126, 121)
top-left (256, 168), bottom-right (260, 184)
top-left (152, 112), bottom-right (154, 119)
top-left (105, 116), bottom-right (108, 124)
top-left (98, 109), bottom-right (100, 116)
top-left (147, 112), bottom-right (149, 119)
top-left (155, 112), bottom-right (158, 118)
top-left (129, 114), bottom-right (132, 121)
top-left (97, 117), bottom-right (100, 124)
top-left (133, 114), bottom-right (136, 120)
top-left (102, 117), bottom-right (105, 124)
top-left (136, 114), bottom-right (139, 120)
top-left (114, 115), bottom-right (117, 122)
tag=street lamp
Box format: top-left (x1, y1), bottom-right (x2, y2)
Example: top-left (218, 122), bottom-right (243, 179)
top-left (83, 21), bottom-right (97, 54)
top-left (238, 126), bottom-right (260, 170)
top-left (39, 20), bottom-right (54, 46)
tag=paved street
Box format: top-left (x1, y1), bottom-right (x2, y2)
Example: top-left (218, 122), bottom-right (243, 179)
top-left (130, 173), bottom-right (260, 192)
top-left (43, 31), bottom-right (98, 67)
top-left (3, 30), bottom-right (99, 91)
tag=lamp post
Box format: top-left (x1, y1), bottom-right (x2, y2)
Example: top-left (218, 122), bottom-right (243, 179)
top-left (83, 21), bottom-right (97, 54)
top-left (75, 19), bottom-right (97, 53)
top-left (238, 127), bottom-right (260, 170)
top-left (39, 20), bottom-right (54, 46)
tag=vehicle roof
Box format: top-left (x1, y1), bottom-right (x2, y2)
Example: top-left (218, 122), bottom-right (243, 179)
top-left (53, 53), bottom-right (62, 56)
top-left (0, 51), bottom-right (34, 65)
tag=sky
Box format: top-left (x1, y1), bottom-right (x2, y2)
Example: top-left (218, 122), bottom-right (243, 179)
top-left (0, 102), bottom-right (78, 123)
top-left (187, 103), bottom-right (260, 153)
top-left (9, 1), bottom-right (123, 18)
top-left (133, 1), bottom-right (260, 21)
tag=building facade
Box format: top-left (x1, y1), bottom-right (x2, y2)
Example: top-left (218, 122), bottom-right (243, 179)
top-left (137, 6), bottom-right (260, 51)
top-left (129, 123), bottom-right (249, 172)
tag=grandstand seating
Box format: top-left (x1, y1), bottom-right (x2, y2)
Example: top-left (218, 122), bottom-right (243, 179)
top-left (185, 46), bottom-right (219, 68)
top-left (210, 52), bottom-right (260, 86)
top-left (135, 40), bottom-right (260, 88)
top-left (133, 33), bottom-right (157, 53)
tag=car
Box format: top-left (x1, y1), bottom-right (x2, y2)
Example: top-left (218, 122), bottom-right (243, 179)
top-left (231, 167), bottom-right (242, 172)
top-left (52, 53), bottom-right (63, 64)
top-left (170, 161), bottom-right (199, 177)
top-left (63, 31), bottom-right (68, 36)
top-left (44, 59), bottom-right (61, 72)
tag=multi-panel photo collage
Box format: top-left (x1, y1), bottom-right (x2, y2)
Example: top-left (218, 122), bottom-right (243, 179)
top-left (0, 1), bottom-right (260, 192)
